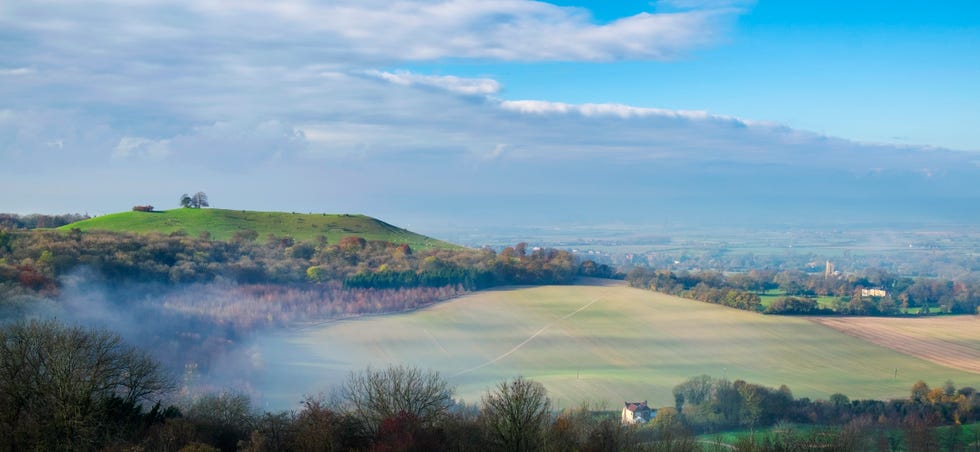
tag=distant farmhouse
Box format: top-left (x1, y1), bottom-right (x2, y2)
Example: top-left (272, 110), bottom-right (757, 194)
top-left (861, 288), bottom-right (887, 297)
top-left (621, 401), bottom-right (655, 425)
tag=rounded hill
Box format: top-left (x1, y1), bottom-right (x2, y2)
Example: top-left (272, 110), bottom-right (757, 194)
top-left (59, 208), bottom-right (455, 250)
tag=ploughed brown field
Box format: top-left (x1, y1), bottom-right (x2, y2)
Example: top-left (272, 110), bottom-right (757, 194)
top-left (809, 316), bottom-right (980, 374)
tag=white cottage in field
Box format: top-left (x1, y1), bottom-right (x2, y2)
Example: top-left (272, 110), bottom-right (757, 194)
top-left (621, 401), bottom-right (655, 425)
top-left (861, 288), bottom-right (887, 297)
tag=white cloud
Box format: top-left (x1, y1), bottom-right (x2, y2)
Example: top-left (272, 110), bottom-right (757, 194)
top-left (367, 70), bottom-right (501, 96)
top-left (113, 137), bottom-right (171, 160)
top-left (498, 99), bottom-right (749, 122)
top-left (0, 67), bottom-right (34, 76)
top-left (0, 0), bottom-right (737, 66)
top-left (133, 120), bottom-right (309, 169)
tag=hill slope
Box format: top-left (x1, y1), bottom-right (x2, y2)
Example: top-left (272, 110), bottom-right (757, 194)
top-left (59, 208), bottom-right (455, 249)
top-left (254, 281), bottom-right (980, 410)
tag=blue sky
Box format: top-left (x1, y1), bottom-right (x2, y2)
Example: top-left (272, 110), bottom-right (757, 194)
top-left (407, 0), bottom-right (980, 150)
top-left (1, 0), bottom-right (978, 229)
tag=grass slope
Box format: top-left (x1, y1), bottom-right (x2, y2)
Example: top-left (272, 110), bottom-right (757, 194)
top-left (59, 208), bottom-right (455, 249)
top-left (255, 281), bottom-right (980, 411)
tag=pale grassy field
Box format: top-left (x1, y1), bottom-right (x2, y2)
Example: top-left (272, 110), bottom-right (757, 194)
top-left (252, 281), bottom-right (980, 411)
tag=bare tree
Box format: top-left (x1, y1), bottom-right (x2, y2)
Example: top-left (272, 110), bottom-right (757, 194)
top-left (0, 320), bottom-right (173, 450)
top-left (338, 365), bottom-right (454, 435)
top-left (192, 191), bottom-right (209, 208)
top-left (182, 391), bottom-right (255, 450)
top-left (481, 377), bottom-right (551, 452)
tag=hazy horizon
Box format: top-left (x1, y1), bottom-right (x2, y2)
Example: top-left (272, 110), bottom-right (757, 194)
top-left (3, 1), bottom-right (979, 234)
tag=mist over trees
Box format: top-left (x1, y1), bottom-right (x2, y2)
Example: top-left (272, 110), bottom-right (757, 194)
top-left (4, 335), bottom-right (977, 452)
top-left (2, 212), bottom-right (978, 449)
top-left (0, 227), bottom-right (597, 406)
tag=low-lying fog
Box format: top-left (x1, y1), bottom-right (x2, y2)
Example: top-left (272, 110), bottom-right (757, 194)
top-left (14, 269), bottom-right (473, 411)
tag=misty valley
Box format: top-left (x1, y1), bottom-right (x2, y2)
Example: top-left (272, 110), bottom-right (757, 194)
top-left (0, 209), bottom-right (978, 450)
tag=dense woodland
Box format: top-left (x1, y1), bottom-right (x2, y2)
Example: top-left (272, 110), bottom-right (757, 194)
top-left (626, 267), bottom-right (980, 316)
top-left (4, 320), bottom-right (979, 451)
top-left (0, 227), bottom-right (590, 299)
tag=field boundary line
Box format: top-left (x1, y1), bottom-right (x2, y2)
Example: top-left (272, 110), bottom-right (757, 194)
top-left (424, 328), bottom-right (449, 355)
top-left (452, 297), bottom-right (602, 377)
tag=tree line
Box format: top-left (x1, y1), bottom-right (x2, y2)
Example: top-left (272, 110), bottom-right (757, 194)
top-left (669, 374), bottom-right (980, 450)
top-left (671, 374), bottom-right (980, 433)
top-left (0, 228), bottom-right (589, 297)
top-left (0, 212), bottom-right (90, 230)
top-left (626, 267), bottom-right (980, 316)
top-left (341, 244), bottom-right (582, 291)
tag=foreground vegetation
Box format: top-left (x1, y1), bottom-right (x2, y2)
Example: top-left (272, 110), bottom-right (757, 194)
top-left (700, 421), bottom-right (980, 451)
top-left (5, 320), bottom-right (978, 451)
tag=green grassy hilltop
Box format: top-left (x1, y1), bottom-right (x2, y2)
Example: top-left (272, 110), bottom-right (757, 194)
top-left (59, 208), bottom-right (455, 250)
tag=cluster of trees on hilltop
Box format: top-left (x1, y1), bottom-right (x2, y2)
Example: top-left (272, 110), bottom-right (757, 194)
top-left (180, 192), bottom-right (209, 209)
top-left (7, 319), bottom-right (979, 451)
top-left (627, 267), bottom-right (980, 316)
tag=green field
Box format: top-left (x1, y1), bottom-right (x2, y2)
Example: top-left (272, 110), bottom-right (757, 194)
top-left (758, 290), bottom-right (840, 309)
top-left (58, 208), bottom-right (455, 249)
top-left (253, 281), bottom-right (980, 411)
top-left (698, 422), bottom-right (980, 449)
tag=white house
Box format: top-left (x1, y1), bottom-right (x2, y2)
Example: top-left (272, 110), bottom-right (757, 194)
top-left (621, 401), bottom-right (656, 425)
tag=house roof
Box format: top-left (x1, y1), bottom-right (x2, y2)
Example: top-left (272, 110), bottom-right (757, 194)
top-left (624, 401), bottom-right (649, 412)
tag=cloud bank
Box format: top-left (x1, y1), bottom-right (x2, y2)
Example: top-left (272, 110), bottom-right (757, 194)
top-left (0, 0), bottom-right (976, 228)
